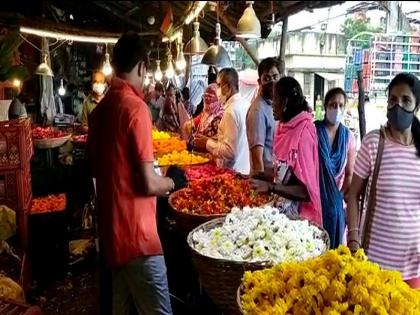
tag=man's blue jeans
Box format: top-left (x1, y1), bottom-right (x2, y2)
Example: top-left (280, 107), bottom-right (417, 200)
top-left (112, 255), bottom-right (173, 315)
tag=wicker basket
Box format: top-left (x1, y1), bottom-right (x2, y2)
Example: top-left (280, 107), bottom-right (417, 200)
top-left (188, 217), bottom-right (331, 314)
top-left (187, 218), bottom-right (271, 314)
top-left (168, 190), bottom-right (226, 236)
top-left (237, 285), bottom-right (245, 314)
top-left (33, 135), bottom-right (71, 149)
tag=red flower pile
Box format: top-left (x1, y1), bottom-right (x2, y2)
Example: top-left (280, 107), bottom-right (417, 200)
top-left (171, 175), bottom-right (271, 215)
top-left (185, 164), bottom-right (235, 181)
top-left (72, 134), bottom-right (88, 143)
top-left (32, 127), bottom-right (68, 139)
top-left (30, 194), bottom-right (66, 214)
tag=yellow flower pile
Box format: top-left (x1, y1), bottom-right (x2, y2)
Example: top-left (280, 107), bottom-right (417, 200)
top-left (152, 130), bottom-right (171, 140)
top-left (240, 246), bottom-right (420, 315)
top-left (157, 150), bottom-right (209, 166)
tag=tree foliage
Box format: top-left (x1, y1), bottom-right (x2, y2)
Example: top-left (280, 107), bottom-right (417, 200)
top-left (341, 16), bottom-right (383, 43)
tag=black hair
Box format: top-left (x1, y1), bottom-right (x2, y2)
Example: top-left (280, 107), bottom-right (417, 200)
top-left (208, 66), bottom-right (218, 85)
top-left (324, 87), bottom-right (347, 108)
top-left (387, 72), bottom-right (420, 157)
top-left (218, 68), bottom-right (239, 91)
top-left (275, 76), bottom-right (309, 122)
top-left (155, 82), bottom-right (164, 93)
top-left (181, 87), bottom-right (189, 101)
top-left (166, 83), bottom-right (175, 92)
top-left (258, 57), bottom-right (280, 78)
top-left (112, 31), bottom-right (149, 74)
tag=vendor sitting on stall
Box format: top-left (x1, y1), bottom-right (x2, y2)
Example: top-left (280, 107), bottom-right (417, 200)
top-left (80, 71), bottom-right (107, 132)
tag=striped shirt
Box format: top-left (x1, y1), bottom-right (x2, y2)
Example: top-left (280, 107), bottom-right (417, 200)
top-left (354, 130), bottom-right (420, 280)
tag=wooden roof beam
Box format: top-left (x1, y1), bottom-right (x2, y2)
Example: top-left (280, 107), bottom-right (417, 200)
top-left (92, 1), bottom-right (143, 30)
top-left (125, 6), bottom-right (140, 17)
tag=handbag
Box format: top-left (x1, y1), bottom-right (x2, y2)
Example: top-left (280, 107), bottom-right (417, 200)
top-left (360, 128), bottom-right (385, 249)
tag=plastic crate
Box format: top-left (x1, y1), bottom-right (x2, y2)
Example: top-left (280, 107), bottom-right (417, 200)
top-left (0, 119), bottom-right (33, 171)
top-left (0, 165), bottom-right (32, 213)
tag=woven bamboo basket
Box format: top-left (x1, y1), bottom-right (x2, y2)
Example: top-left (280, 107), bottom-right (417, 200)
top-left (33, 135), bottom-right (71, 149)
top-left (187, 218), bottom-right (271, 314)
top-left (168, 190), bottom-right (226, 236)
top-left (189, 217), bottom-right (330, 314)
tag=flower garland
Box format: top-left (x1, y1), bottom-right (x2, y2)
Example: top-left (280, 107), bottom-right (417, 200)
top-left (240, 246), bottom-right (420, 314)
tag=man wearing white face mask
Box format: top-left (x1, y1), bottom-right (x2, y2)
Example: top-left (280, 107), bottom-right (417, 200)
top-left (194, 68), bottom-right (251, 175)
top-left (80, 71), bottom-right (108, 131)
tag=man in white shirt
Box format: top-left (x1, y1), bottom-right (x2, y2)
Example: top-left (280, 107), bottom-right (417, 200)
top-left (194, 68), bottom-right (250, 175)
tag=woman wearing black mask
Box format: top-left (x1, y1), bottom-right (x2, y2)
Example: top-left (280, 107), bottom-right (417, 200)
top-left (347, 73), bottom-right (420, 289)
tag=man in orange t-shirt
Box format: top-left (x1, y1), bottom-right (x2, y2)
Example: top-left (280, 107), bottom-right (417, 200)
top-left (88, 32), bottom-right (185, 315)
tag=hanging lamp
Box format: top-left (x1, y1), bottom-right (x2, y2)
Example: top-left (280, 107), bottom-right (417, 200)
top-left (58, 79), bottom-right (66, 96)
top-left (154, 60), bottom-right (163, 81)
top-left (165, 53), bottom-right (175, 79)
top-left (202, 3), bottom-right (231, 68)
top-left (201, 22), bottom-right (231, 68)
top-left (176, 42), bottom-right (187, 71)
top-left (154, 45), bottom-right (163, 81)
top-left (102, 53), bottom-right (113, 76)
top-left (185, 21), bottom-right (208, 55)
top-left (35, 54), bottom-right (54, 76)
top-left (236, 1), bottom-right (261, 39)
top-left (144, 73), bottom-right (151, 86)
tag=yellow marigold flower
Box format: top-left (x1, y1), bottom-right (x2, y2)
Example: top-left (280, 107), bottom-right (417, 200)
top-left (240, 245), bottom-right (420, 314)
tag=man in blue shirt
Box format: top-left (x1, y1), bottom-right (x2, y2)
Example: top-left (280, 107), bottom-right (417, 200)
top-left (246, 58), bottom-right (280, 175)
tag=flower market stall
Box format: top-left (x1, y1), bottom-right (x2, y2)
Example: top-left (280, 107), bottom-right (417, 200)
top-left (1, 1), bottom-right (404, 315)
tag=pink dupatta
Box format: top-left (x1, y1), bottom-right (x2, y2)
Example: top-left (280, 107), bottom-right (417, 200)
top-left (273, 112), bottom-right (322, 225)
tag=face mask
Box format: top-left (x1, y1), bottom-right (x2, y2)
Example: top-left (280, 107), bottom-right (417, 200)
top-left (387, 105), bottom-right (415, 131)
top-left (326, 108), bottom-right (343, 125)
top-left (261, 82), bottom-right (275, 101)
top-left (93, 83), bottom-right (106, 96)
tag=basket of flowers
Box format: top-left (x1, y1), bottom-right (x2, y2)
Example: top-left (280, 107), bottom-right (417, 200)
top-left (187, 206), bottom-right (329, 313)
top-left (237, 245), bottom-right (420, 315)
top-left (168, 175), bottom-right (271, 236)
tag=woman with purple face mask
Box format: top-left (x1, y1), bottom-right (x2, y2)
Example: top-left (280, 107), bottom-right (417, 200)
top-left (315, 88), bottom-right (356, 249)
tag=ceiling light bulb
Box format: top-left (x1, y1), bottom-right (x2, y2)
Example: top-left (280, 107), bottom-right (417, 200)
top-left (12, 79), bottom-right (21, 88)
top-left (58, 79), bottom-right (66, 96)
top-left (144, 73), bottom-right (152, 86)
top-left (154, 60), bottom-right (163, 81)
top-left (165, 55), bottom-right (175, 79)
top-left (102, 53), bottom-right (113, 76)
top-left (176, 44), bottom-right (187, 70)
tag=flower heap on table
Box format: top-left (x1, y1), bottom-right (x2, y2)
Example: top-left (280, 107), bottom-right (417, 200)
top-left (152, 130), bottom-right (171, 140)
top-left (191, 206), bottom-right (327, 263)
top-left (30, 194), bottom-right (66, 214)
top-left (32, 126), bottom-right (68, 139)
top-left (157, 150), bottom-right (209, 166)
top-left (153, 138), bottom-right (187, 156)
top-left (72, 134), bottom-right (88, 143)
top-left (185, 164), bottom-right (235, 181)
top-left (152, 130), bottom-right (187, 156)
top-left (172, 175), bottom-right (271, 215)
top-left (240, 245), bottom-right (420, 315)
